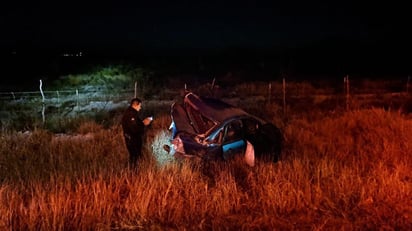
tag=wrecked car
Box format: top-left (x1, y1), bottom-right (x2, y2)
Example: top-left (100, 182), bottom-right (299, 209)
top-left (163, 91), bottom-right (282, 166)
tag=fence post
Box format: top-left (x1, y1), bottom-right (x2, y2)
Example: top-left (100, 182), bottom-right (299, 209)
top-left (39, 79), bottom-right (45, 103)
top-left (211, 77), bottom-right (215, 89)
top-left (76, 89), bottom-right (79, 112)
top-left (39, 79), bottom-right (45, 124)
top-left (211, 77), bottom-right (216, 96)
top-left (268, 82), bottom-right (271, 104)
top-left (134, 81), bottom-right (137, 98)
top-left (344, 75), bottom-right (350, 111)
top-left (56, 90), bottom-right (60, 114)
top-left (283, 77), bottom-right (286, 115)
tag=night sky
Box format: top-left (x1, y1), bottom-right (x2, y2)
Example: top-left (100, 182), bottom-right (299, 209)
top-left (1, 1), bottom-right (411, 86)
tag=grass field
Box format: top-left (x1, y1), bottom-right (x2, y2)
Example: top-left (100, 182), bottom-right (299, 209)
top-left (1, 90), bottom-right (412, 230)
top-left (1, 75), bottom-right (412, 230)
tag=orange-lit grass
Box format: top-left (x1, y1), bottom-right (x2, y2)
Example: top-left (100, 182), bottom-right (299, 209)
top-left (0, 109), bottom-right (411, 230)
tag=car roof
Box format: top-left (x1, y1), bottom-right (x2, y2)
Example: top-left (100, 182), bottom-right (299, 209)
top-left (184, 92), bottom-right (253, 124)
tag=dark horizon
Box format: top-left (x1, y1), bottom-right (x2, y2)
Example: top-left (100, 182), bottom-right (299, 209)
top-left (1, 1), bottom-right (411, 90)
top-left (1, 37), bottom-right (410, 81)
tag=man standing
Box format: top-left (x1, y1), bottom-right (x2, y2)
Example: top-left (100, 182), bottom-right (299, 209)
top-left (121, 98), bottom-right (153, 169)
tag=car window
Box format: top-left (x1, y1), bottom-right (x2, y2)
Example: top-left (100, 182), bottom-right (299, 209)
top-left (224, 120), bottom-right (243, 143)
top-left (209, 128), bottom-right (223, 144)
top-left (243, 118), bottom-right (260, 136)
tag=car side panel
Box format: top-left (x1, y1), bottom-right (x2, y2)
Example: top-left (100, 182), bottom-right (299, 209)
top-left (176, 133), bottom-right (223, 159)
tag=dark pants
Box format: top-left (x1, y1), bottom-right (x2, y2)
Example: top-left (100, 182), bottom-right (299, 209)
top-left (124, 134), bottom-right (143, 168)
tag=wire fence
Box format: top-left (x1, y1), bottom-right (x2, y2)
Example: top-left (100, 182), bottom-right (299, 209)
top-left (0, 78), bottom-right (153, 103)
top-left (0, 79), bottom-right (409, 101)
top-left (1, 76), bottom-right (411, 131)
top-left (1, 76), bottom-right (411, 110)
top-left (0, 89), bottom-right (135, 102)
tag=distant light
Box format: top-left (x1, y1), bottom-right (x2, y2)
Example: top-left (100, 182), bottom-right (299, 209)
top-left (61, 51), bottom-right (84, 57)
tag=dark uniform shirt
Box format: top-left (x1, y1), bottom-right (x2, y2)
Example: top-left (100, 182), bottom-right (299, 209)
top-left (121, 106), bottom-right (145, 138)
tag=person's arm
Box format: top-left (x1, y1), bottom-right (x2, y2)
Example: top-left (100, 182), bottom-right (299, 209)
top-left (142, 116), bottom-right (153, 126)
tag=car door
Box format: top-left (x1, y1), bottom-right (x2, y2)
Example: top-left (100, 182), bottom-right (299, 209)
top-left (221, 119), bottom-right (246, 160)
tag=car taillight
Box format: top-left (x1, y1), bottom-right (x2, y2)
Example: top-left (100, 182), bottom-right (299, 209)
top-left (171, 137), bottom-right (184, 154)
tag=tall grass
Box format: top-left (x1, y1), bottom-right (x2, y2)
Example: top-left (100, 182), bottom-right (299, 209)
top-left (0, 109), bottom-right (411, 230)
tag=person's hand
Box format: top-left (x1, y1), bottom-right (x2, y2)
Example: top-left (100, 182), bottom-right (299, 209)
top-left (143, 116), bottom-right (153, 126)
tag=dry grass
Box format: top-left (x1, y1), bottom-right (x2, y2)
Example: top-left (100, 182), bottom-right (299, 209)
top-left (0, 108), bottom-right (412, 230)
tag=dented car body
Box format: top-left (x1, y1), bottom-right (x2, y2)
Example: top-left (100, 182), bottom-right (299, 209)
top-left (165, 92), bottom-right (282, 166)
